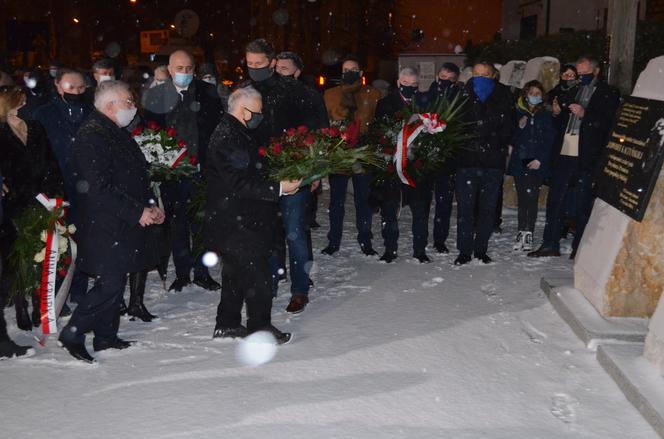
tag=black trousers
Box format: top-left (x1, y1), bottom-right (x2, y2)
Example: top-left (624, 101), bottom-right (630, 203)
top-left (60, 273), bottom-right (127, 348)
top-left (514, 175), bottom-right (543, 232)
top-left (216, 252), bottom-right (273, 332)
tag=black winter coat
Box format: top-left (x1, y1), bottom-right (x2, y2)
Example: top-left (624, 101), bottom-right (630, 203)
top-left (142, 79), bottom-right (223, 167)
top-left (0, 120), bottom-right (63, 218)
top-left (552, 80), bottom-right (620, 173)
top-left (456, 78), bottom-right (516, 170)
top-left (251, 74), bottom-right (327, 147)
top-left (204, 114), bottom-right (280, 258)
top-left (71, 110), bottom-right (158, 275)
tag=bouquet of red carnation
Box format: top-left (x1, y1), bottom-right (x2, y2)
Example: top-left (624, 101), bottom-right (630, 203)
top-left (260, 125), bottom-right (382, 186)
top-left (132, 121), bottom-right (198, 181)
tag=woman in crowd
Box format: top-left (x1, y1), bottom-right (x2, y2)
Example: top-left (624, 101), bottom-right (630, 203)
top-left (0, 85), bottom-right (64, 330)
top-left (508, 80), bottom-right (555, 251)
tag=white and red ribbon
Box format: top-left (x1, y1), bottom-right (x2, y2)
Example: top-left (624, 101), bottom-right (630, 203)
top-left (393, 113), bottom-right (447, 187)
top-left (35, 194), bottom-right (75, 336)
top-left (169, 147), bottom-right (188, 169)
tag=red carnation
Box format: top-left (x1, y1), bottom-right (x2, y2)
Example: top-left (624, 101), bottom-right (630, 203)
top-left (379, 136), bottom-right (388, 145)
top-left (287, 128), bottom-right (297, 137)
top-left (328, 127), bottom-right (341, 137)
top-left (320, 128), bottom-right (330, 135)
top-left (271, 143), bottom-right (283, 155)
top-left (131, 126), bottom-right (143, 136)
top-left (147, 121), bottom-right (160, 131)
top-left (177, 139), bottom-right (187, 149)
top-left (394, 111), bottom-right (404, 120)
top-left (386, 164), bottom-right (396, 173)
top-left (413, 160), bottom-right (424, 170)
top-left (188, 155), bottom-right (198, 166)
top-left (166, 127), bottom-right (177, 137)
top-left (258, 147), bottom-right (267, 157)
top-left (303, 136), bottom-right (314, 146)
top-left (383, 147), bottom-right (394, 155)
top-left (58, 268), bottom-right (68, 278)
top-left (64, 256), bottom-right (72, 266)
top-left (297, 125), bottom-right (309, 135)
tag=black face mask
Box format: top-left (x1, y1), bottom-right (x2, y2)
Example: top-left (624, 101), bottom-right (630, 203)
top-left (244, 108), bottom-right (264, 130)
top-left (63, 92), bottom-right (85, 105)
top-left (399, 85), bottom-right (418, 99)
top-left (248, 66), bottom-right (273, 83)
top-left (278, 73), bottom-right (295, 79)
top-left (342, 71), bottom-right (361, 85)
top-left (563, 79), bottom-right (578, 88)
top-left (437, 79), bottom-right (452, 91)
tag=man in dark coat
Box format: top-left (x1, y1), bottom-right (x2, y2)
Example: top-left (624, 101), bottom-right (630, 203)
top-left (142, 49), bottom-right (223, 292)
top-left (59, 80), bottom-right (165, 363)
top-left (205, 86), bottom-right (300, 344)
top-left (34, 68), bottom-right (93, 304)
top-left (454, 62), bottom-right (515, 265)
top-left (529, 56), bottom-right (620, 259)
top-left (374, 67), bottom-right (433, 263)
top-left (246, 39), bottom-right (328, 314)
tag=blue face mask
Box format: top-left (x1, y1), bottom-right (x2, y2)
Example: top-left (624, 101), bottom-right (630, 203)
top-left (527, 95), bottom-right (543, 106)
top-left (579, 73), bottom-right (594, 86)
top-left (174, 72), bottom-right (193, 88)
top-left (473, 76), bottom-right (495, 103)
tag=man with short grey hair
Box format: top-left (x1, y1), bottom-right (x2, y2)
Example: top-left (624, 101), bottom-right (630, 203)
top-left (59, 80), bottom-right (165, 363)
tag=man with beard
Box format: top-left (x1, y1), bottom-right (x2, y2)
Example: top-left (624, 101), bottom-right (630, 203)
top-left (206, 86), bottom-right (300, 343)
top-left (322, 55), bottom-right (381, 257)
top-left (245, 39), bottom-right (327, 315)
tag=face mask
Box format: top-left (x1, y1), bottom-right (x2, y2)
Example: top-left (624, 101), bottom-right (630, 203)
top-left (174, 72), bottom-right (193, 88)
top-left (342, 71), bottom-right (361, 85)
top-left (579, 73), bottom-right (594, 86)
top-left (25, 77), bottom-right (38, 89)
top-left (248, 66), bottom-right (272, 83)
top-left (437, 79), bottom-right (452, 91)
top-left (98, 75), bottom-right (113, 83)
top-left (278, 73), bottom-right (295, 79)
top-left (472, 76), bottom-right (495, 103)
top-left (203, 77), bottom-right (217, 86)
top-left (244, 108), bottom-right (263, 130)
top-left (63, 92), bottom-right (85, 105)
top-left (564, 79), bottom-right (577, 88)
top-left (116, 107), bottom-right (137, 127)
top-left (399, 85), bottom-right (418, 99)
top-left (49, 68), bottom-right (58, 78)
top-left (526, 95), bottom-right (543, 106)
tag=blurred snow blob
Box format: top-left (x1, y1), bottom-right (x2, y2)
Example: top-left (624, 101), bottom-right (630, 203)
top-left (273, 9), bottom-right (289, 26)
top-left (202, 251), bottom-right (219, 267)
top-left (236, 331), bottom-right (277, 367)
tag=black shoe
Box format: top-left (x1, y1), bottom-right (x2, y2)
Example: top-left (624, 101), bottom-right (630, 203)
top-left (0, 340), bottom-right (34, 359)
top-left (308, 278), bottom-right (314, 287)
top-left (128, 303), bottom-right (158, 322)
top-left (15, 300), bottom-right (32, 331)
top-left (193, 275), bottom-right (221, 291)
top-left (321, 245), bottom-right (339, 256)
top-left (255, 325), bottom-right (292, 345)
top-left (58, 338), bottom-right (95, 363)
top-left (361, 246), bottom-right (378, 256)
top-left (454, 254), bottom-right (472, 266)
top-left (493, 225), bottom-right (503, 234)
top-left (309, 220), bottom-right (321, 229)
top-left (434, 243), bottom-right (449, 254)
top-left (527, 247), bottom-right (561, 258)
top-left (168, 277), bottom-right (191, 292)
top-left (569, 248), bottom-right (577, 260)
top-left (93, 337), bottom-right (134, 352)
top-left (379, 251), bottom-right (397, 263)
top-left (414, 252), bottom-right (431, 263)
top-left (213, 325), bottom-right (248, 339)
top-left (475, 253), bottom-right (492, 264)
top-left (119, 299), bottom-right (128, 316)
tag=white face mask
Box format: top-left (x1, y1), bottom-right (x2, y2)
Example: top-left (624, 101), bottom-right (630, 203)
top-left (99, 75), bottom-right (113, 83)
top-left (116, 107), bottom-right (137, 127)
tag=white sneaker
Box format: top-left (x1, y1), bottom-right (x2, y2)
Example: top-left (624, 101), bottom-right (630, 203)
top-left (523, 231), bottom-right (533, 251)
top-left (513, 231), bottom-right (524, 251)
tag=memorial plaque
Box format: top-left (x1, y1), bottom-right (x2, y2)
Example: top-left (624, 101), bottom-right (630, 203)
top-left (596, 96), bottom-right (664, 221)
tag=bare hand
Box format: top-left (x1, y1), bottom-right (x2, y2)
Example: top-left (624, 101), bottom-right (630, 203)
top-left (1, 183), bottom-right (8, 196)
top-left (139, 207), bottom-right (156, 227)
top-left (150, 207), bottom-right (166, 225)
top-left (280, 179), bottom-right (302, 195)
top-left (310, 179), bottom-right (321, 192)
top-left (569, 103), bottom-right (585, 118)
top-left (552, 97), bottom-right (561, 115)
top-left (527, 159), bottom-right (541, 170)
top-left (518, 115), bottom-right (528, 129)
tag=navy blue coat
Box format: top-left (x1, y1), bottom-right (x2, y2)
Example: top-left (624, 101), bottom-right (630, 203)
top-left (508, 99), bottom-right (556, 179)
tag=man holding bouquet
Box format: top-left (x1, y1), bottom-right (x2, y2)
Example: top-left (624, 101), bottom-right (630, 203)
top-left (205, 86), bottom-right (299, 344)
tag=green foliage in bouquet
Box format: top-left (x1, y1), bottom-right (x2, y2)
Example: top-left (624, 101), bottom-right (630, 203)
top-left (262, 125), bottom-right (383, 186)
top-left (7, 205), bottom-right (75, 298)
top-left (365, 93), bottom-right (472, 187)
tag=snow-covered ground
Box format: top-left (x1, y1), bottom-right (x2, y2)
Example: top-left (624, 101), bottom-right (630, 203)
top-left (1, 192), bottom-right (658, 439)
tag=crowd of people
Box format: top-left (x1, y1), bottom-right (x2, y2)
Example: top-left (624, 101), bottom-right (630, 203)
top-left (0, 38), bottom-right (621, 362)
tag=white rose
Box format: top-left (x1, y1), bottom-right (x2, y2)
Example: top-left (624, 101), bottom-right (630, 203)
top-left (67, 224), bottom-right (77, 234)
top-left (40, 230), bottom-right (48, 242)
top-left (34, 248), bottom-right (46, 263)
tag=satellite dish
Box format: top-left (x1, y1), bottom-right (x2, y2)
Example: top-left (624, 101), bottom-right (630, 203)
top-left (174, 9), bottom-right (200, 38)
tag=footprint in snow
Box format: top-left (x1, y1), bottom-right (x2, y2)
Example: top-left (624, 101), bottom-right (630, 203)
top-left (550, 393), bottom-right (579, 423)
